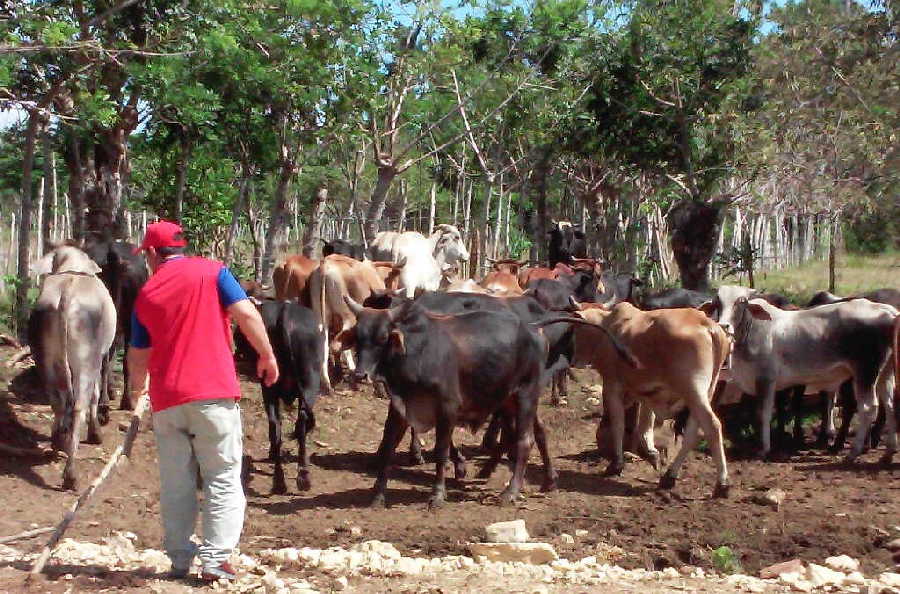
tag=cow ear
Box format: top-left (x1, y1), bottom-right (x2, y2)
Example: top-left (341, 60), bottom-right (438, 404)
top-left (335, 329), bottom-right (356, 350)
top-left (746, 302), bottom-right (772, 321)
top-left (698, 301), bottom-right (717, 318)
top-left (88, 260), bottom-right (103, 275)
top-left (388, 329), bottom-right (406, 355)
top-left (32, 253), bottom-right (55, 276)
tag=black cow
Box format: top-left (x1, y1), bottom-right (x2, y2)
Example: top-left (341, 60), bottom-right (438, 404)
top-left (525, 268), bottom-right (599, 309)
top-left (806, 288), bottom-right (900, 452)
top-left (323, 238), bottom-right (365, 260)
top-left (83, 239), bottom-right (149, 416)
top-left (236, 300), bottom-right (323, 493)
top-left (598, 272), bottom-right (643, 306)
top-left (547, 222), bottom-right (587, 267)
top-left (340, 298), bottom-right (555, 508)
top-left (640, 288), bottom-right (712, 310)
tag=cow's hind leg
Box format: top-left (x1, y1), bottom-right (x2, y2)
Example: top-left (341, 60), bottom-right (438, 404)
top-left (877, 367), bottom-right (896, 465)
top-left (265, 392), bottom-right (287, 494)
top-left (86, 378), bottom-right (103, 445)
top-left (500, 389), bottom-right (538, 506)
top-left (408, 428), bottom-right (425, 466)
top-left (756, 377), bottom-right (776, 459)
top-left (62, 386), bottom-right (87, 491)
top-left (830, 380), bottom-right (855, 453)
top-left (847, 375), bottom-right (879, 463)
top-left (533, 414), bottom-right (557, 492)
top-left (98, 351), bottom-right (111, 424)
top-left (601, 383), bottom-right (627, 476)
top-left (660, 414), bottom-right (699, 491)
top-left (295, 404), bottom-right (313, 491)
top-left (120, 344), bottom-right (134, 411)
top-left (815, 390), bottom-right (836, 449)
top-left (477, 411), bottom-right (514, 479)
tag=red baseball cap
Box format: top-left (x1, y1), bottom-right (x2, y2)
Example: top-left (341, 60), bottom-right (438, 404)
top-left (134, 220), bottom-right (188, 254)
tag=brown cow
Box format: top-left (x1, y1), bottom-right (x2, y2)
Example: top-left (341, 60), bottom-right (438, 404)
top-left (309, 255), bottom-right (386, 392)
top-left (568, 303), bottom-right (732, 497)
top-left (481, 258), bottom-right (525, 295)
top-left (273, 255), bottom-right (319, 305)
top-left (370, 259), bottom-right (406, 292)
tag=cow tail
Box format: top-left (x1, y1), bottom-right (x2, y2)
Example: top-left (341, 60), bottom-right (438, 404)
top-left (315, 263), bottom-right (332, 392)
top-left (58, 288), bottom-right (76, 421)
top-left (532, 316), bottom-right (640, 368)
top-left (707, 324), bottom-right (730, 404)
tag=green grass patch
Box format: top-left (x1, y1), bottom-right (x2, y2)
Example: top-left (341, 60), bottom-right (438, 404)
top-left (743, 250), bottom-right (899, 304)
top-left (711, 545), bottom-right (743, 574)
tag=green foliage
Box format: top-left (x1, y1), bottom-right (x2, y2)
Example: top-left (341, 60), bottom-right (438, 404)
top-left (711, 545), bottom-right (742, 574)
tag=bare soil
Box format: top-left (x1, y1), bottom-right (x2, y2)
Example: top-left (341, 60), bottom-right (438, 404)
top-left (0, 344), bottom-right (898, 592)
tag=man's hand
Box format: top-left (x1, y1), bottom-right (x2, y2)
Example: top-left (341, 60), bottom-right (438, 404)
top-left (257, 354), bottom-right (279, 387)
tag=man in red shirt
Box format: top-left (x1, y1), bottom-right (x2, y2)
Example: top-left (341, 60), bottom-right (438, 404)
top-left (128, 221), bottom-right (278, 582)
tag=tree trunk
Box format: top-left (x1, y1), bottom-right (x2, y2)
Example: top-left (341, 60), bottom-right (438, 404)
top-left (363, 164), bottom-right (397, 244)
top-left (532, 153), bottom-right (551, 264)
top-left (428, 181), bottom-right (436, 235)
top-left (397, 179), bottom-right (407, 232)
top-left (84, 110), bottom-right (138, 241)
top-left (41, 130), bottom-right (53, 252)
top-left (828, 217), bottom-right (837, 292)
top-left (63, 133), bottom-right (86, 242)
top-left (16, 111), bottom-right (44, 339)
top-left (302, 185), bottom-right (328, 258)
top-left (668, 199), bottom-right (723, 291)
top-left (173, 133), bottom-right (191, 221)
top-left (260, 158), bottom-right (296, 286)
top-left (224, 175), bottom-right (250, 268)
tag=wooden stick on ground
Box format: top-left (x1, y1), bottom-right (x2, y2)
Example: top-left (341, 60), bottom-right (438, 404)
top-left (0, 526), bottom-right (54, 545)
top-left (27, 392), bottom-right (149, 579)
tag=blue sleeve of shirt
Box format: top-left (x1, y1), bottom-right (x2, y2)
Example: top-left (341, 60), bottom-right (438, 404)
top-left (130, 312), bottom-right (151, 349)
top-left (218, 267), bottom-right (248, 307)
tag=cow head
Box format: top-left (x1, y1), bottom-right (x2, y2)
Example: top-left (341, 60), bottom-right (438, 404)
top-left (702, 285), bottom-right (757, 332)
top-left (338, 296), bottom-right (410, 382)
top-left (36, 246), bottom-right (103, 276)
top-left (431, 224), bottom-right (469, 266)
top-left (725, 296), bottom-right (773, 347)
top-left (547, 221), bottom-right (587, 265)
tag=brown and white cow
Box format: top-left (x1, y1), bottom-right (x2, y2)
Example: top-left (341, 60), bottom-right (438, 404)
top-left (308, 254), bottom-right (386, 392)
top-left (29, 246), bottom-right (117, 491)
top-left (565, 303), bottom-right (732, 497)
top-left (705, 285), bottom-right (898, 462)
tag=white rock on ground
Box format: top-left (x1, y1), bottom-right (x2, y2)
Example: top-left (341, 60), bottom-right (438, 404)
top-left (485, 519), bottom-right (530, 543)
top-left (560, 533), bottom-right (574, 544)
top-left (469, 542), bottom-right (558, 564)
top-left (759, 558), bottom-right (805, 579)
top-left (880, 572), bottom-right (900, 587)
top-left (806, 563), bottom-right (845, 588)
top-left (824, 554), bottom-right (860, 573)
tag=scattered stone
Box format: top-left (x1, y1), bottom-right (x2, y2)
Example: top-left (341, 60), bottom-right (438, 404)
top-left (760, 558), bottom-right (805, 579)
top-left (880, 572), bottom-right (900, 588)
top-left (349, 526), bottom-right (362, 537)
top-left (485, 519), bottom-right (530, 543)
top-left (575, 529), bottom-right (588, 537)
top-left (468, 542), bottom-right (558, 564)
top-left (844, 571), bottom-right (867, 585)
top-left (314, 441), bottom-right (329, 448)
top-left (585, 397), bottom-right (601, 407)
top-left (807, 563), bottom-right (845, 588)
top-left (753, 488), bottom-right (786, 510)
top-left (560, 533), bottom-right (574, 544)
top-left (824, 554), bottom-right (860, 573)
top-left (333, 576), bottom-right (349, 591)
top-left (887, 539), bottom-right (900, 552)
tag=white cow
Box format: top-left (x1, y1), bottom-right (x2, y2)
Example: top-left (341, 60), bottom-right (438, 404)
top-left (30, 246), bottom-right (117, 490)
top-left (705, 285), bottom-right (897, 462)
top-left (369, 224), bottom-right (469, 297)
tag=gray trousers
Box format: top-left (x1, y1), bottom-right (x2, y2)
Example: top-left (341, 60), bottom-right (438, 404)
top-left (152, 398), bottom-right (245, 571)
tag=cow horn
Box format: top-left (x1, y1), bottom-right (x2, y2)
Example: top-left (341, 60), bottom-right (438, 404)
top-left (395, 256), bottom-right (407, 269)
top-left (569, 295), bottom-right (581, 310)
top-left (344, 295), bottom-right (364, 315)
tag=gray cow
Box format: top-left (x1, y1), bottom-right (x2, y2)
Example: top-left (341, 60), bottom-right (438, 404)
top-left (29, 246), bottom-right (117, 490)
top-left (704, 285), bottom-right (897, 462)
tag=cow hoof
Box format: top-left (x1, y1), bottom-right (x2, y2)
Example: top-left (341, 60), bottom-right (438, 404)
top-left (540, 478), bottom-right (558, 493)
top-left (98, 405), bottom-right (110, 426)
top-left (712, 482), bottom-right (730, 499)
top-left (498, 491), bottom-right (516, 507)
top-left (409, 453), bottom-right (426, 466)
top-left (62, 476), bottom-right (78, 492)
top-left (879, 452), bottom-right (895, 467)
top-left (646, 451), bottom-right (661, 472)
top-left (427, 495), bottom-right (446, 510)
top-left (370, 494), bottom-right (386, 509)
top-left (296, 473), bottom-right (312, 492)
top-left (842, 454), bottom-right (859, 466)
top-left (658, 474), bottom-right (677, 490)
top-left (85, 432), bottom-right (102, 445)
top-left (272, 481), bottom-right (288, 495)
top-left (602, 462), bottom-right (624, 477)
top-left (454, 462), bottom-right (467, 480)
top-left (476, 464), bottom-right (496, 479)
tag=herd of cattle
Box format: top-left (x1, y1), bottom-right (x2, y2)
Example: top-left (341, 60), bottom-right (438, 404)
top-left (20, 222), bottom-right (900, 512)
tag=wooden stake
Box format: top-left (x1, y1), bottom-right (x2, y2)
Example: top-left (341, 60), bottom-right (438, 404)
top-left (0, 526), bottom-right (54, 545)
top-left (28, 393), bottom-right (149, 579)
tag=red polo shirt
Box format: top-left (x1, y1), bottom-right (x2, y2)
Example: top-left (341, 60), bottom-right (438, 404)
top-left (134, 257), bottom-right (241, 412)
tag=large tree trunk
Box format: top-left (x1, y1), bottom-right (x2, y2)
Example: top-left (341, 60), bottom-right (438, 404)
top-left (224, 174), bottom-right (250, 268)
top-left (363, 164), bottom-right (398, 244)
top-left (302, 185), bottom-right (328, 257)
top-left (16, 111), bottom-right (44, 339)
top-left (668, 199), bottom-right (723, 291)
top-left (63, 133), bottom-right (86, 241)
top-left (260, 157), bottom-right (296, 286)
top-left (173, 133), bottom-right (191, 221)
top-left (530, 153), bottom-right (551, 264)
top-left (84, 107), bottom-right (139, 241)
top-left (41, 130), bottom-right (54, 253)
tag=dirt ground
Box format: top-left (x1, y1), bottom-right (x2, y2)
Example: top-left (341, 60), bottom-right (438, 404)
top-left (1, 343), bottom-right (898, 592)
